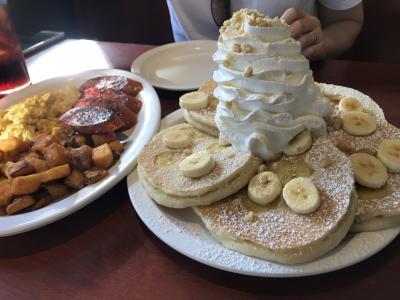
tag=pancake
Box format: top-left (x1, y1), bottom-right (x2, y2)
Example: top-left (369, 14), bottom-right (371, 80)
top-left (195, 137), bottom-right (356, 264)
top-left (182, 80), bottom-right (219, 136)
top-left (319, 83), bottom-right (385, 121)
top-left (322, 84), bottom-right (400, 232)
top-left (138, 123), bottom-right (262, 208)
top-left (329, 118), bottom-right (400, 232)
top-left (183, 109), bottom-right (219, 137)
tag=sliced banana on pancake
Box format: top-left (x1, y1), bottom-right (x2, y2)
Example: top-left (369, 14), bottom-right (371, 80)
top-left (341, 111), bottom-right (376, 136)
top-left (179, 91), bottom-right (209, 110)
top-left (377, 139), bottom-right (400, 173)
top-left (283, 177), bottom-right (320, 214)
top-left (350, 153), bottom-right (388, 189)
top-left (179, 151), bottom-right (215, 178)
top-left (248, 171), bottom-right (282, 205)
top-left (283, 130), bottom-right (312, 156)
top-left (338, 97), bottom-right (363, 112)
top-left (163, 130), bottom-right (191, 149)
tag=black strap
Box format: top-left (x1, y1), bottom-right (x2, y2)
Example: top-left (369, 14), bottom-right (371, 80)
top-left (211, 0), bottom-right (231, 27)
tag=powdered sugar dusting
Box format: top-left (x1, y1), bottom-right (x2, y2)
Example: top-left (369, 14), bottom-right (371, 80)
top-left (196, 137), bottom-right (353, 250)
top-left (191, 105), bottom-right (216, 121)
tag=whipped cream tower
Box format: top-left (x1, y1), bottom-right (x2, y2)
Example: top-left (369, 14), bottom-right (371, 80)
top-left (213, 9), bottom-right (332, 161)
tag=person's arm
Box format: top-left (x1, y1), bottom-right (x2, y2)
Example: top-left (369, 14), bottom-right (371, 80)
top-left (281, 3), bottom-right (364, 61)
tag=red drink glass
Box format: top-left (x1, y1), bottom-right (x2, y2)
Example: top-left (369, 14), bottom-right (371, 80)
top-left (0, 4), bottom-right (30, 96)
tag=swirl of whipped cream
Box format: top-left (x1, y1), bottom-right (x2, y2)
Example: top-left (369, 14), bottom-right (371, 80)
top-left (213, 9), bottom-right (332, 160)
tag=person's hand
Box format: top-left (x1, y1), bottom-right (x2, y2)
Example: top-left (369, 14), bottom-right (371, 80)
top-left (281, 8), bottom-right (327, 61)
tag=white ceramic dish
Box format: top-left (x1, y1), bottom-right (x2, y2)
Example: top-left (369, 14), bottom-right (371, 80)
top-left (127, 109), bottom-right (400, 277)
top-left (0, 69), bottom-right (161, 237)
top-left (131, 40), bottom-right (218, 91)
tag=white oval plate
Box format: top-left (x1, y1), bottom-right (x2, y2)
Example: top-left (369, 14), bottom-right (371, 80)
top-left (131, 40), bottom-right (218, 91)
top-left (0, 69), bottom-right (161, 236)
top-left (127, 109), bottom-right (400, 277)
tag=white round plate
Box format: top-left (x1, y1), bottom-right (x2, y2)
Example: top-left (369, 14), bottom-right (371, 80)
top-left (0, 69), bottom-right (161, 237)
top-left (131, 40), bottom-right (218, 91)
top-left (127, 109), bottom-right (400, 277)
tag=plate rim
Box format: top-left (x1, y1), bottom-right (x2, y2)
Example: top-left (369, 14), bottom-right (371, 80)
top-left (127, 108), bottom-right (400, 277)
top-left (0, 68), bottom-right (161, 237)
top-left (131, 40), bottom-right (217, 91)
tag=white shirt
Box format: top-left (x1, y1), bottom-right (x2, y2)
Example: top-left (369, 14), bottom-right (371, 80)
top-left (167, 0), bottom-right (362, 41)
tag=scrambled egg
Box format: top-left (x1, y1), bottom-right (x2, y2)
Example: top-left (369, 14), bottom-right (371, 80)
top-left (0, 85), bottom-right (80, 141)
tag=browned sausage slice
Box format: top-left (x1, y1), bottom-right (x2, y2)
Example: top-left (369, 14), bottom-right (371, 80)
top-left (80, 76), bottom-right (143, 97)
top-left (59, 106), bottom-right (125, 134)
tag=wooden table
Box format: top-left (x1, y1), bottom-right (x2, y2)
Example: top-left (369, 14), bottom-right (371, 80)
top-left (1, 39), bottom-right (399, 299)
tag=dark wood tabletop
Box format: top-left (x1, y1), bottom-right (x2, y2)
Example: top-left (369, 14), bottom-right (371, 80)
top-left (1, 39), bottom-right (399, 299)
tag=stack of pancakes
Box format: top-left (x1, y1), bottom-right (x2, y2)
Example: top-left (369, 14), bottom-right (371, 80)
top-left (321, 83), bottom-right (400, 232)
top-left (138, 122), bottom-right (261, 208)
top-left (182, 81), bottom-right (219, 137)
top-left (137, 80), bottom-right (400, 265)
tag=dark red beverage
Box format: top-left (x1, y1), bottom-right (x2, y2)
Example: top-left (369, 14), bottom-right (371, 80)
top-left (0, 54), bottom-right (30, 94)
top-left (0, 5), bottom-right (30, 96)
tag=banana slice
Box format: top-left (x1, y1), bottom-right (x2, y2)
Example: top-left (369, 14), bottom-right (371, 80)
top-left (341, 111), bottom-right (376, 136)
top-left (179, 91), bottom-right (209, 110)
top-left (338, 97), bottom-right (363, 112)
top-left (377, 139), bottom-right (400, 173)
top-left (163, 130), bottom-right (191, 149)
top-left (349, 153), bottom-right (388, 188)
top-left (179, 151), bottom-right (215, 178)
top-left (248, 171), bottom-right (282, 205)
top-left (283, 130), bottom-right (312, 156)
top-left (282, 177), bottom-right (320, 214)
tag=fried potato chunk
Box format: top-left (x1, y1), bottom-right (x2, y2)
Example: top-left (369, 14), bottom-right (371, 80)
top-left (0, 179), bottom-right (13, 206)
top-left (1, 161), bottom-right (16, 178)
top-left (91, 133), bottom-right (117, 146)
top-left (40, 164), bottom-right (71, 183)
top-left (31, 134), bottom-right (56, 152)
top-left (0, 137), bottom-right (28, 160)
top-left (44, 183), bottom-right (70, 199)
top-left (8, 160), bottom-right (35, 177)
top-left (31, 192), bottom-right (53, 211)
top-left (109, 140), bottom-right (124, 154)
top-left (11, 174), bottom-right (42, 195)
top-left (69, 145), bottom-right (93, 171)
top-left (6, 195), bottom-right (35, 215)
top-left (42, 143), bottom-right (71, 167)
top-left (65, 169), bottom-right (85, 189)
top-left (92, 143), bottom-right (113, 169)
